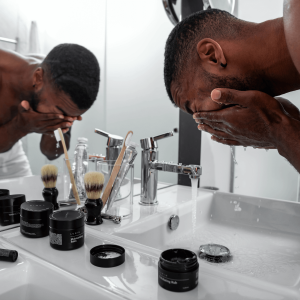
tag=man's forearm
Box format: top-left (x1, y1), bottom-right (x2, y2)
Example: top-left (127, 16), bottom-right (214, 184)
top-left (40, 130), bottom-right (71, 160)
top-left (274, 116), bottom-right (300, 173)
top-left (0, 117), bottom-right (27, 153)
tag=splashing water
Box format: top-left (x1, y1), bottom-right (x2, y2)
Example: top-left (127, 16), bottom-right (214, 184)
top-left (230, 146), bottom-right (238, 165)
top-left (167, 222), bottom-right (300, 284)
top-left (191, 178), bottom-right (198, 249)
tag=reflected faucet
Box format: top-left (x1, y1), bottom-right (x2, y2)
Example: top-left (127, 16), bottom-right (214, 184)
top-left (140, 131), bottom-right (202, 206)
top-left (94, 128), bottom-right (124, 174)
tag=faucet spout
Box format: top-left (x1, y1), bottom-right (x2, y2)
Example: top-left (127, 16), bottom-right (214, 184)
top-left (150, 161), bottom-right (201, 179)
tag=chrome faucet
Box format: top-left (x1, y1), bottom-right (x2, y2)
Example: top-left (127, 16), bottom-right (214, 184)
top-left (140, 131), bottom-right (202, 206)
top-left (94, 128), bottom-right (124, 173)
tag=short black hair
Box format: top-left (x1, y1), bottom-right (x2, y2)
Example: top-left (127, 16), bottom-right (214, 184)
top-left (164, 9), bottom-right (242, 104)
top-left (42, 43), bottom-right (100, 110)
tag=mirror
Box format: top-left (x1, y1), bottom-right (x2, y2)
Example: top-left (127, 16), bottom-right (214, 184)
top-left (162, 0), bottom-right (235, 25)
top-left (0, 0), bottom-right (179, 195)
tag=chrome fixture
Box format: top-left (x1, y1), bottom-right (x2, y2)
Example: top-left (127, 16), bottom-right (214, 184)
top-left (94, 128), bottom-right (124, 173)
top-left (168, 215), bottom-right (180, 230)
top-left (140, 131), bottom-right (202, 206)
top-left (77, 207), bottom-right (121, 224)
top-left (101, 213), bottom-right (122, 224)
top-left (162, 0), bottom-right (235, 26)
top-left (0, 36), bottom-right (18, 51)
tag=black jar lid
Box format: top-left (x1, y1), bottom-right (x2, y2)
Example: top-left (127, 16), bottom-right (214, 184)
top-left (160, 248), bottom-right (199, 273)
top-left (0, 189), bottom-right (9, 197)
top-left (21, 200), bottom-right (53, 219)
top-left (49, 210), bottom-right (84, 230)
top-left (0, 194), bottom-right (26, 207)
top-left (90, 244), bottom-right (125, 268)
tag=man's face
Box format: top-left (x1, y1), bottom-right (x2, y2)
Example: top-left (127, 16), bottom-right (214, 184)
top-left (29, 83), bottom-right (87, 118)
top-left (171, 68), bottom-right (265, 115)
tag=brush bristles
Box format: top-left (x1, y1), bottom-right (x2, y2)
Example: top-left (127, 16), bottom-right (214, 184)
top-left (84, 172), bottom-right (105, 200)
top-left (41, 164), bottom-right (58, 188)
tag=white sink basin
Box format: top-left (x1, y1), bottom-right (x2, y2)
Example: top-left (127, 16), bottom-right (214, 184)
top-left (0, 239), bottom-right (121, 300)
top-left (114, 188), bottom-right (300, 288)
top-left (1, 174), bottom-right (300, 299)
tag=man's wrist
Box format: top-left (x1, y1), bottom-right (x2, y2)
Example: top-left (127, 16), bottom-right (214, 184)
top-left (272, 114), bottom-right (300, 157)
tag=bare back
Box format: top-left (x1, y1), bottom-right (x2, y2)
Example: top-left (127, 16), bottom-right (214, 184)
top-left (0, 49), bottom-right (39, 126)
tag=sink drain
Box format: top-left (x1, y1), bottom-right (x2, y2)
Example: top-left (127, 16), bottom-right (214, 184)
top-left (199, 244), bottom-right (231, 263)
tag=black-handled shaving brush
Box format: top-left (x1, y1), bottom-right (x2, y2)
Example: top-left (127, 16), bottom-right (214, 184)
top-left (41, 164), bottom-right (59, 210)
top-left (84, 172), bottom-right (104, 225)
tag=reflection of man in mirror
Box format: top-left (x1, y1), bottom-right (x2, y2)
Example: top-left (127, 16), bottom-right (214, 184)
top-left (164, 3), bottom-right (300, 172)
top-left (0, 44), bottom-right (100, 179)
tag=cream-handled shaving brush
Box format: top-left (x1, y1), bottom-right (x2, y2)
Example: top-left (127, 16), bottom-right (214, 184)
top-left (41, 164), bottom-right (59, 210)
top-left (84, 171), bottom-right (105, 225)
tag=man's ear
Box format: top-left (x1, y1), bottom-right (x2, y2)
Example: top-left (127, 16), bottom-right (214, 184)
top-left (196, 38), bottom-right (227, 68)
top-left (33, 67), bottom-right (44, 90)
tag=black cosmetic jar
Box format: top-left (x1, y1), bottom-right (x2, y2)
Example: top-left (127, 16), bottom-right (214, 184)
top-left (20, 200), bottom-right (53, 238)
top-left (0, 189), bottom-right (9, 197)
top-left (49, 210), bottom-right (85, 251)
top-left (158, 248), bottom-right (199, 292)
top-left (0, 194), bottom-right (26, 226)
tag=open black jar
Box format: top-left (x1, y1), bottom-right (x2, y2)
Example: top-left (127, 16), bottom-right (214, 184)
top-left (158, 248), bottom-right (199, 292)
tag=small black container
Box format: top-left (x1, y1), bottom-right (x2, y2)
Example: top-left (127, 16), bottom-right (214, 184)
top-left (49, 210), bottom-right (85, 251)
top-left (85, 198), bottom-right (103, 225)
top-left (42, 187), bottom-right (59, 210)
top-left (20, 200), bottom-right (53, 238)
top-left (158, 249), bottom-right (199, 292)
top-left (0, 189), bottom-right (10, 197)
top-left (0, 194), bottom-right (26, 226)
top-left (0, 248), bottom-right (18, 262)
top-left (90, 244), bottom-right (125, 268)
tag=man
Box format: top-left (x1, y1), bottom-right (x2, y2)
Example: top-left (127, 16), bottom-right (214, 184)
top-left (0, 43), bottom-right (100, 178)
top-left (164, 2), bottom-right (300, 173)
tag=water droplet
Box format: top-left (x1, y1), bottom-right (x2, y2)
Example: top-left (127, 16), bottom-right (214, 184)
top-left (257, 218), bottom-right (259, 222)
top-left (230, 146), bottom-right (238, 165)
top-left (244, 147), bottom-right (247, 151)
top-left (56, 142), bottom-right (60, 149)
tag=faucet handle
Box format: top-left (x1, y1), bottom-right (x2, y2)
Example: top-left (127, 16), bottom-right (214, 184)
top-left (95, 128), bottom-right (123, 147)
top-left (153, 131), bottom-right (173, 141)
top-left (140, 131), bottom-right (173, 150)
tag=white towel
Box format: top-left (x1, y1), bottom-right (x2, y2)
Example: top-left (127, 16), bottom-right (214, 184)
top-left (0, 141), bottom-right (32, 179)
top-left (29, 21), bottom-right (40, 53)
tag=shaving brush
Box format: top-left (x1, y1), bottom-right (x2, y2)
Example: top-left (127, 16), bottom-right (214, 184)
top-left (84, 172), bottom-right (105, 225)
top-left (41, 164), bottom-right (59, 210)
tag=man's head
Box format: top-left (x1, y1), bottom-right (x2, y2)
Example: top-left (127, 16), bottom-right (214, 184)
top-left (164, 9), bottom-right (268, 114)
top-left (30, 43), bottom-right (100, 117)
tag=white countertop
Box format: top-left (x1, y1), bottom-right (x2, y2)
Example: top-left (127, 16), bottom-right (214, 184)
top-left (0, 179), bottom-right (299, 299)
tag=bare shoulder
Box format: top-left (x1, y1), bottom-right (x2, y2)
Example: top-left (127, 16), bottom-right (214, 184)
top-left (0, 49), bottom-right (27, 70)
top-left (0, 49), bottom-right (44, 70)
top-left (283, 0), bottom-right (300, 73)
